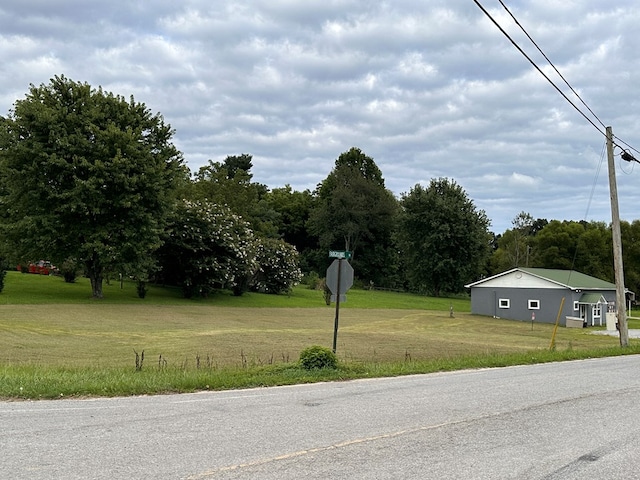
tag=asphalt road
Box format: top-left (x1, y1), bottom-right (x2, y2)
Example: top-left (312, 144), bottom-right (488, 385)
top-left (3, 355), bottom-right (640, 479)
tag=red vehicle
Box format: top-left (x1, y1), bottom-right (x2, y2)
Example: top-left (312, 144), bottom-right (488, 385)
top-left (17, 260), bottom-right (57, 275)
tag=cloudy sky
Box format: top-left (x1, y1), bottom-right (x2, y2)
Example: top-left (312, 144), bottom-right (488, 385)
top-left (2, 1), bottom-right (640, 233)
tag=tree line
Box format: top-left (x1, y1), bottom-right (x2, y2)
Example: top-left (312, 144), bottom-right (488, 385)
top-left (0, 76), bottom-right (636, 299)
top-left (491, 212), bottom-right (640, 297)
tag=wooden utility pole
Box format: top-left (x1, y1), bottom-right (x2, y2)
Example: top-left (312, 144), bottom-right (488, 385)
top-left (606, 126), bottom-right (629, 347)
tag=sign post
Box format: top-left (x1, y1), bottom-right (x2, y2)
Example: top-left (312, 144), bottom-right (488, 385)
top-left (326, 251), bottom-right (354, 353)
top-left (333, 259), bottom-right (342, 353)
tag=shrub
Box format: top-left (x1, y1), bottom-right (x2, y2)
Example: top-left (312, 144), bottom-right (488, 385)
top-left (136, 280), bottom-right (147, 299)
top-left (60, 258), bottom-right (79, 283)
top-left (302, 271), bottom-right (321, 290)
top-left (323, 281), bottom-right (331, 305)
top-left (299, 345), bottom-right (338, 370)
top-left (156, 200), bottom-right (257, 298)
top-left (251, 238), bottom-right (302, 294)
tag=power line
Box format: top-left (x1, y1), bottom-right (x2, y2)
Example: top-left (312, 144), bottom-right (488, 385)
top-left (473, 0), bottom-right (639, 156)
top-left (476, 1), bottom-right (633, 343)
top-left (497, 0), bottom-right (607, 130)
top-left (497, 0), bottom-right (640, 160)
top-left (613, 135), bottom-right (640, 157)
top-left (569, 141), bottom-right (607, 276)
top-left (585, 142), bottom-right (607, 219)
top-left (472, 0), bottom-right (606, 136)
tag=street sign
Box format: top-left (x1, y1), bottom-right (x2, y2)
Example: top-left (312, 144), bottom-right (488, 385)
top-left (329, 250), bottom-right (352, 260)
top-left (325, 259), bottom-right (354, 295)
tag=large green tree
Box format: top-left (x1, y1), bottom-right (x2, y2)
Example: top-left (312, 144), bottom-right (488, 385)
top-left (533, 220), bottom-right (584, 270)
top-left (0, 75), bottom-right (186, 298)
top-left (529, 220), bottom-right (613, 280)
top-left (398, 178), bottom-right (491, 296)
top-left (308, 147), bottom-right (398, 286)
top-left (263, 185), bottom-right (318, 271)
top-left (621, 220), bottom-right (640, 298)
top-left (192, 155), bottom-right (277, 237)
top-left (489, 212), bottom-right (548, 274)
top-left (574, 221), bottom-right (612, 281)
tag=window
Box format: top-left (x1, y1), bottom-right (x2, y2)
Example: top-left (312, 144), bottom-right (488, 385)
top-left (573, 301), bottom-right (579, 311)
top-left (528, 299), bottom-right (540, 310)
top-left (593, 304), bottom-right (602, 318)
top-left (499, 298), bottom-right (510, 309)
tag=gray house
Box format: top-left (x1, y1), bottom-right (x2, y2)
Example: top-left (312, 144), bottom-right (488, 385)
top-left (465, 267), bottom-right (631, 327)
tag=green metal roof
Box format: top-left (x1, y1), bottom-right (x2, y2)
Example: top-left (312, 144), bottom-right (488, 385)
top-left (578, 292), bottom-right (607, 304)
top-left (519, 268), bottom-right (616, 290)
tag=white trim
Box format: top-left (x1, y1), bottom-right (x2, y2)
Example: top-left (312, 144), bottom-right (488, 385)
top-left (593, 303), bottom-right (602, 326)
top-left (528, 299), bottom-right (540, 310)
top-left (465, 268), bottom-right (519, 288)
top-left (498, 298), bottom-right (510, 309)
top-left (573, 301), bottom-right (579, 311)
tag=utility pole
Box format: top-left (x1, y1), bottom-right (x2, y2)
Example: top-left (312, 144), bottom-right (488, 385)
top-left (606, 126), bottom-right (629, 347)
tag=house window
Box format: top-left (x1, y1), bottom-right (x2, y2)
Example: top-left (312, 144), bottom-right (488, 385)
top-left (573, 301), bottom-right (579, 311)
top-left (499, 298), bottom-right (510, 309)
top-left (528, 299), bottom-right (540, 310)
top-left (593, 304), bottom-right (602, 318)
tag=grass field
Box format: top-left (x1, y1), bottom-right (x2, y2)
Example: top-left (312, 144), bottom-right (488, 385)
top-left (0, 270), bottom-right (473, 310)
top-left (1, 271), bottom-right (638, 400)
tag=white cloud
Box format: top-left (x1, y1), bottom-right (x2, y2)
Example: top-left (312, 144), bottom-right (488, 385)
top-left (509, 172), bottom-right (540, 187)
top-left (1, 1), bottom-right (640, 234)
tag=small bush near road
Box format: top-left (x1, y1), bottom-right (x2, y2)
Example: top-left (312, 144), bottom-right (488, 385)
top-left (299, 345), bottom-right (338, 370)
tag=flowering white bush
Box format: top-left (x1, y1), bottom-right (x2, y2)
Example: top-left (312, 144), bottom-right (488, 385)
top-left (158, 200), bottom-right (302, 297)
top-left (158, 199), bottom-right (257, 297)
top-left (252, 237), bottom-right (303, 294)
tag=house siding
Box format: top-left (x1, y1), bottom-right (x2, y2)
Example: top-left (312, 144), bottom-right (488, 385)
top-left (470, 287), bottom-right (616, 326)
top-left (467, 268), bottom-right (620, 327)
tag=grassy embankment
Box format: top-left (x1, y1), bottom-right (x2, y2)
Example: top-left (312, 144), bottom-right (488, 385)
top-left (1, 271), bottom-right (638, 400)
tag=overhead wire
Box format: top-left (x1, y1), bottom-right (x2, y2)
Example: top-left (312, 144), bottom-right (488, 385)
top-left (497, 0), bottom-right (640, 159)
top-left (586, 142), bottom-right (607, 219)
top-left (497, 0), bottom-right (607, 130)
top-left (472, 0), bottom-right (639, 156)
top-left (475, 0), bottom-right (640, 284)
top-left (613, 135), bottom-right (640, 157)
top-left (471, 0), bottom-right (606, 137)
top-left (568, 141), bottom-right (607, 275)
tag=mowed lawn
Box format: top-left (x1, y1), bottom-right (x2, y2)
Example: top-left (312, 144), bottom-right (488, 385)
top-left (0, 271), bottom-right (627, 370)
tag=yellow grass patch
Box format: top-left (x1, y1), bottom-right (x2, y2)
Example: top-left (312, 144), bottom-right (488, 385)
top-left (0, 305), bottom-right (622, 369)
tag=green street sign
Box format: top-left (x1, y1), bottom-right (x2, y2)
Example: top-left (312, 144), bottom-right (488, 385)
top-left (329, 250), bottom-right (352, 259)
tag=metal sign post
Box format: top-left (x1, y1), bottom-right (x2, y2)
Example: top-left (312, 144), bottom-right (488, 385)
top-left (332, 258), bottom-right (342, 353)
top-left (326, 251), bottom-right (354, 353)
